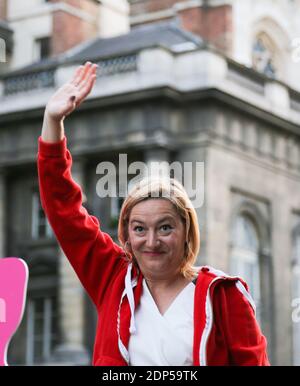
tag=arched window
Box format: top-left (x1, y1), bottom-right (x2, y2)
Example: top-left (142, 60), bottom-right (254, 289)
top-left (292, 230), bottom-right (300, 366)
top-left (230, 214), bottom-right (261, 321)
top-left (252, 33), bottom-right (278, 78)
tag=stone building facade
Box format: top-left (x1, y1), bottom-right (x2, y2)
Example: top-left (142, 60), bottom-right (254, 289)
top-left (0, 0), bottom-right (300, 366)
top-left (0, 0), bottom-right (129, 71)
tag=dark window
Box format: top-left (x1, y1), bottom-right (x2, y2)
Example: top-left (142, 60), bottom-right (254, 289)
top-left (26, 295), bottom-right (58, 364)
top-left (31, 191), bottom-right (52, 239)
top-left (35, 37), bottom-right (51, 60)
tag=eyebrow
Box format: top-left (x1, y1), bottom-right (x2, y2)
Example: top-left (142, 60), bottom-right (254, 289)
top-left (130, 215), bottom-right (176, 225)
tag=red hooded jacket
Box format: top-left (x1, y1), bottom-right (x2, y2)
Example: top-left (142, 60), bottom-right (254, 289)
top-left (37, 136), bottom-right (270, 366)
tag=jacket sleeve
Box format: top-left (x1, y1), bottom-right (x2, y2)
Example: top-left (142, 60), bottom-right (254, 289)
top-left (214, 280), bottom-right (270, 366)
top-left (37, 136), bottom-right (127, 308)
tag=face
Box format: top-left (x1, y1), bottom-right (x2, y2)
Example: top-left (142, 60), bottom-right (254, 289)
top-left (127, 198), bottom-right (186, 280)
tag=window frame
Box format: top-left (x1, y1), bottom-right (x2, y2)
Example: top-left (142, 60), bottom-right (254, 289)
top-left (31, 191), bottom-right (52, 240)
top-left (33, 36), bottom-right (51, 61)
top-left (25, 295), bottom-right (57, 365)
top-left (229, 213), bottom-right (262, 322)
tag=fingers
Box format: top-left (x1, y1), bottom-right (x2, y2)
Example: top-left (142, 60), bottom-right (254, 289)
top-left (67, 61), bottom-right (98, 109)
top-left (78, 61), bottom-right (93, 85)
top-left (70, 65), bottom-right (85, 86)
top-left (71, 61), bottom-right (94, 87)
top-left (78, 63), bottom-right (98, 90)
top-left (75, 74), bottom-right (97, 108)
top-left (75, 64), bottom-right (98, 105)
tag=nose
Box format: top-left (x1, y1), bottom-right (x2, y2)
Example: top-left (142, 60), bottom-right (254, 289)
top-left (145, 230), bottom-right (160, 250)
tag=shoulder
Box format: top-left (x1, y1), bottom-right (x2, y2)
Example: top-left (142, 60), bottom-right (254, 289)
top-left (195, 265), bottom-right (256, 314)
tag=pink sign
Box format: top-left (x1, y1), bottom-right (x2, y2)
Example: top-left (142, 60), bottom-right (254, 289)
top-left (0, 258), bottom-right (28, 366)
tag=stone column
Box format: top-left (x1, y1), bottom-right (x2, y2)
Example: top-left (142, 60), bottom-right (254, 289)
top-left (0, 170), bottom-right (6, 258)
top-left (52, 159), bottom-right (90, 365)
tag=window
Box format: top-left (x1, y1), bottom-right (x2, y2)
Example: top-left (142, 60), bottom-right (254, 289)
top-left (110, 196), bottom-right (124, 226)
top-left (252, 34), bottom-right (277, 78)
top-left (110, 195), bottom-right (121, 216)
top-left (34, 37), bottom-right (51, 61)
top-left (230, 214), bottom-right (262, 322)
top-left (31, 191), bottom-right (52, 239)
top-left (109, 178), bottom-right (135, 228)
top-left (292, 231), bottom-right (300, 366)
top-left (25, 295), bottom-right (58, 365)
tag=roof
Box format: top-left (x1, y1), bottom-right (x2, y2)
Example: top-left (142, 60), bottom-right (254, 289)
top-left (69, 20), bottom-right (203, 61)
top-left (4, 21), bottom-right (203, 76)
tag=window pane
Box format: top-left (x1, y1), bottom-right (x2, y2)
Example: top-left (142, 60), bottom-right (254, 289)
top-left (233, 215), bottom-right (259, 252)
top-left (34, 298), bottom-right (44, 314)
top-left (26, 296), bottom-right (57, 364)
top-left (32, 191), bottom-right (52, 239)
top-left (34, 340), bottom-right (43, 363)
top-left (252, 34), bottom-right (277, 78)
top-left (230, 214), bottom-right (261, 322)
top-left (38, 223), bottom-right (46, 238)
top-left (37, 37), bottom-right (51, 60)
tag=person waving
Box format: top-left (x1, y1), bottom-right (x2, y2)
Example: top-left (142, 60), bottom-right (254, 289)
top-left (37, 61), bottom-right (270, 366)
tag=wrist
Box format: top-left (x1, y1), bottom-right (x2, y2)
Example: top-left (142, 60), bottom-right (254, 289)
top-left (44, 108), bottom-right (64, 125)
top-left (42, 111), bottom-right (64, 143)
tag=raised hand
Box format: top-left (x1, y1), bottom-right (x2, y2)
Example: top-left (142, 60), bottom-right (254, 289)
top-left (45, 61), bottom-right (98, 122)
top-left (42, 61), bottom-right (98, 142)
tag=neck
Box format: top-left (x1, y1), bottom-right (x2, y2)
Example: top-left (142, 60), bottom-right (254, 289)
top-left (144, 272), bottom-right (189, 293)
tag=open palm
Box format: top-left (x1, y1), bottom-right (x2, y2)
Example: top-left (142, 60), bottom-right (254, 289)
top-left (46, 61), bottom-right (98, 122)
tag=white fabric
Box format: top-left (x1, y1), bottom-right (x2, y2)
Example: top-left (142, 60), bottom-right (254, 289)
top-left (125, 263), bottom-right (137, 334)
top-left (128, 279), bottom-right (195, 366)
top-left (118, 263), bottom-right (138, 364)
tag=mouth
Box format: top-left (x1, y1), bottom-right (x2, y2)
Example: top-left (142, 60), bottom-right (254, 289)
top-left (143, 251), bottom-right (165, 256)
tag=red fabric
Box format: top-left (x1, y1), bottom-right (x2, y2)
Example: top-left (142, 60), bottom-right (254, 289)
top-left (37, 136), bottom-right (270, 366)
top-left (207, 279), bottom-right (270, 365)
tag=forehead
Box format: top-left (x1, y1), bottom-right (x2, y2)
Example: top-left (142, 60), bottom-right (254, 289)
top-left (129, 199), bottom-right (180, 223)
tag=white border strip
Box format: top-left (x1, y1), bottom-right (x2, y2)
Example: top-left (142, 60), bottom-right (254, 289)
top-left (235, 280), bottom-right (256, 315)
top-left (199, 276), bottom-right (224, 366)
top-left (117, 264), bottom-right (138, 364)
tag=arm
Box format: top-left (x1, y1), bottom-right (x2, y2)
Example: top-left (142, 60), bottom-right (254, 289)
top-left (213, 281), bottom-right (270, 366)
top-left (38, 62), bottom-right (127, 308)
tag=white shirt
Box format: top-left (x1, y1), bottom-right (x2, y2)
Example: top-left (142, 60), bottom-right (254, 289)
top-left (128, 278), bottom-right (195, 366)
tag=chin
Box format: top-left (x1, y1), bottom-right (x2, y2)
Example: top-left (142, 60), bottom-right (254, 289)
top-left (144, 261), bottom-right (170, 274)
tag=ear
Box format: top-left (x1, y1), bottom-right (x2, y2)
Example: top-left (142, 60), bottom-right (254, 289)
top-left (125, 240), bottom-right (132, 251)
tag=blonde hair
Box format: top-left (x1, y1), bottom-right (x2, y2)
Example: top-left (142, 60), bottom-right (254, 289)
top-left (118, 176), bottom-right (200, 281)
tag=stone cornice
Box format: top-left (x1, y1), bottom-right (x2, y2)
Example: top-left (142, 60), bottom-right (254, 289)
top-left (1, 46), bottom-right (300, 134)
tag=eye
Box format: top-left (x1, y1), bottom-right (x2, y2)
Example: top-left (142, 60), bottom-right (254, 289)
top-left (160, 224), bottom-right (172, 232)
top-left (133, 226), bottom-right (144, 233)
